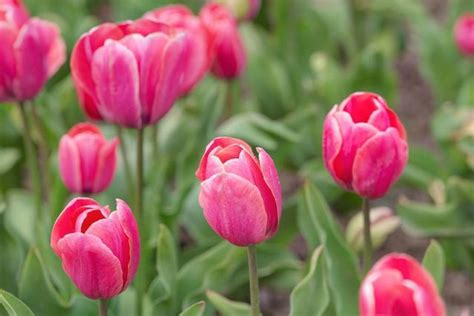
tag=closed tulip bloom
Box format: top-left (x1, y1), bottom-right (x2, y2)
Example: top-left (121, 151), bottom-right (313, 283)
top-left (323, 92), bottom-right (408, 199)
top-left (360, 253), bottom-right (445, 316)
top-left (196, 137), bottom-right (282, 246)
top-left (144, 5), bottom-right (210, 95)
top-left (51, 198), bottom-right (140, 300)
top-left (58, 123), bottom-right (118, 194)
top-left (454, 14), bottom-right (474, 56)
top-left (0, 0), bottom-right (65, 102)
top-left (200, 2), bottom-right (246, 79)
top-left (70, 19), bottom-right (189, 127)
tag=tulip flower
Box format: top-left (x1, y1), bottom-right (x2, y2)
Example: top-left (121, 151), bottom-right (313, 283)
top-left (214, 0), bottom-right (261, 21)
top-left (196, 137), bottom-right (282, 246)
top-left (200, 2), bottom-right (246, 79)
top-left (322, 92), bottom-right (408, 199)
top-left (360, 253), bottom-right (445, 316)
top-left (144, 5), bottom-right (210, 96)
top-left (0, 0), bottom-right (66, 102)
top-left (51, 198), bottom-right (140, 300)
top-left (58, 123), bottom-right (118, 194)
top-left (70, 19), bottom-right (189, 127)
top-left (454, 14), bottom-right (474, 56)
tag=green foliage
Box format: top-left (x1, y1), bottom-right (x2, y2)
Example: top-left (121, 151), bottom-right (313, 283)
top-left (206, 291), bottom-right (251, 316)
top-left (423, 240), bottom-right (446, 290)
top-left (0, 289), bottom-right (34, 316)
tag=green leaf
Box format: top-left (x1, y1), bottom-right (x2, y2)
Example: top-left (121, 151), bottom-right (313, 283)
top-left (206, 290), bottom-right (251, 316)
top-left (179, 301), bottom-right (205, 316)
top-left (289, 246), bottom-right (329, 316)
top-left (0, 289), bottom-right (34, 316)
top-left (4, 190), bottom-right (35, 245)
top-left (0, 222), bottom-right (23, 293)
top-left (299, 182), bottom-right (360, 316)
top-left (0, 148), bottom-right (20, 175)
top-left (422, 240), bottom-right (445, 290)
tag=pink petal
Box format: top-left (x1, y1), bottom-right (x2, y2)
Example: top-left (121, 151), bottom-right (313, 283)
top-left (211, 25), bottom-right (246, 79)
top-left (50, 198), bottom-right (101, 255)
top-left (119, 34), bottom-right (145, 68)
top-left (341, 92), bottom-right (385, 123)
top-left (322, 108), bottom-right (344, 186)
top-left (257, 148), bottom-right (282, 219)
top-left (56, 233), bottom-right (123, 299)
top-left (92, 138), bottom-right (118, 193)
top-left (91, 41), bottom-right (141, 127)
top-left (74, 133), bottom-right (105, 192)
top-left (58, 136), bottom-right (83, 193)
top-left (352, 128), bottom-right (408, 199)
top-left (0, 22), bottom-right (17, 100)
top-left (111, 199), bottom-right (140, 288)
top-left (205, 154), bottom-right (225, 179)
top-left (73, 83), bottom-right (103, 120)
top-left (199, 173), bottom-right (268, 246)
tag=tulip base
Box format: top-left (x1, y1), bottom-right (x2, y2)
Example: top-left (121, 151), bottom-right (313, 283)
top-left (247, 245), bottom-right (260, 316)
top-left (362, 198), bottom-right (372, 273)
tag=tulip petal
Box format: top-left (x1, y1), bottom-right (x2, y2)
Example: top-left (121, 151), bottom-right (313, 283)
top-left (58, 136), bottom-right (83, 193)
top-left (322, 108), bottom-right (344, 186)
top-left (199, 173), bottom-right (267, 246)
top-left (57, 233), bottom-right (123, 299)
top-left (92, 41), bottom-right (141, 127)
top-left (352, 128), bottom-right (408, 199)
top-left (0, 23), bottom-right (17, 99)
top-left (111, 199), bottom-right (140, 288)
top-left (74, 134), bottom-right (105, 192)
top-left (257, 148), bottom-right (282, 218)
top-left (92, 138), bottom-right (118, 193)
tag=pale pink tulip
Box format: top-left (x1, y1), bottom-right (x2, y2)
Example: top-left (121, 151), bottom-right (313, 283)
top-left (360, 253), bottom-right (445, 316)
top-left (144, 5), bottom-right (210, 95)
top-left (58, 122), bottom-right (118, 194)
top-left (0, 0), bottom-right (65, 102)
top-left (51, 198), bottom-right (140, 300)
top-left (70, 19), bottom-right (189, 127)
top-left (322, 92), bottom-right (408, 199)
top-left (196, 137), bottom-right (282, 246)
top-left (454, 14), bottom-right (474, 56)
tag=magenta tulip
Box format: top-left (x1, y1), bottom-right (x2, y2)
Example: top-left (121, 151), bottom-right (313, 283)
top-left (70, 19), bottom-right (189, 127)
top-left (58, 122), bottom-right (118, 194)
top-left (454, 14), bottom-right (474, 56)
top-left (360, 253), bottom-right (445, 316)
top-left (196, 137), bottom-right (282, 246)
top-left (200, 2), bottom-right (246, 80)
top-left (322, 92), bottom-right (408, 199)
top-left (51, 198), bottom-right (140, 300)
top-left (144, 5), bottom-right (210, 96)
top-left (0, 0), bottom-right (65, 102)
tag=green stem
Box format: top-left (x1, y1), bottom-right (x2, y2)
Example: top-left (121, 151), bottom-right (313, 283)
top-left (362, 197), bottom-right (372, 273)
top-left (135, 127), bottom-right (144, 316)
top-left (99, 299), bottom-right (107, 316)
top-left (116, 126), bottom-right (135, 198)
top-left (151, 124), bottom-right (159, 161)
top-left (247, 245), bottom-right (260, 316)
top-left (30, 101), bottom-right (50, 203)
top-left (18, 102), bottom-right (42, 221)
top-left (223, 81), bottom-right (233, 120)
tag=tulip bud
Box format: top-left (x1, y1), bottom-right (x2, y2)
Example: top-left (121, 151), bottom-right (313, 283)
top-left (144, 5), bottom-right (211, 96)
top-left (346, 206), bottom-right (400, 253)
top-left (200, 2), bottom-right (246, 80)
top-left (58, 123), bottom-right (118, 194)
top-left (51, 198), bottom-right (140, 300)
top-left (360, 253), bottom-right (445, 316)
top-left (0, 0), bottom-right (65, 102)
top-left (195, 137), bottom-right (282, 246)
top-left (454, 14), bottom-right (474, 56)
top-left (70, 20), bottom-right (190, 127)
top-left (213, 0), bottom-right (261, 21)
top-left (322, 92), bottom-right (408, 199)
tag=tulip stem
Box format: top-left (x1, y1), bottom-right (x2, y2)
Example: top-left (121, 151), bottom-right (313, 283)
top-left (116, 126), bottom-right (135, 198)
top-left (362, 197), bottom-right (372, 273)
top-left (135, 127), bottom-right (144, 316)
top-left (99, 299), bottom-right (107, 316)
top-left (17, 102), bottom-right (42, 222)
top-left (224, 81), bottom-right (233, 120)
top-left (30, 101), bottom-right (50, 204)
top-left (247, 245), bottom-right (260, 316)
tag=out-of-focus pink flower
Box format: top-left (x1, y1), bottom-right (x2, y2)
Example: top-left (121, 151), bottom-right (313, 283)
top-left (214, 0), bottom-right (261, 21)
top-left (322, 92), bottom-right (408, 199)
top-left (360, 253), bottom-right (445, 316)
top-left (196, 137), bottom-right (282, 246)
top-left (144, 5), bottom-right (210, 96)
top-left (70, 19), bottom-right (189, 128)
top-left (200, 2), bottom-right (246, 80)
top-left (58, 122), bottom-right (118, 194)
top-left (51, 198), bottom-right (140, 300)
top-left (0, 0), bottom-right (65, 102)
top-left (454, 14), bottom-right (474, 56)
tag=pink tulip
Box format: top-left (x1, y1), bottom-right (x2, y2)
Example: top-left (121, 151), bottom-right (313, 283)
top-left (58, 122), bottom-right (118, 194)
top-left (196, 137), bottom-right (282, 246)
top-left (454, 14), bottom-right (474, 56)
top-left (70, 19), bottom-right (189, 127)
top-left (0, 0), bottom-right (65, 102)
top-left (200, 2), bottom-right (246, 80)
top-left (322, 92), bottom-right (408, 199)
top-left (360, 253), bottom-right (445, 316)
top-left (51, 198), bottom-right (140, 300)
top-left (144, 5), bottom-right (210, 96)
